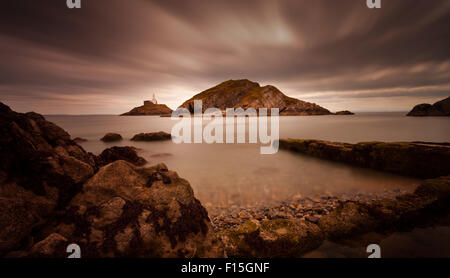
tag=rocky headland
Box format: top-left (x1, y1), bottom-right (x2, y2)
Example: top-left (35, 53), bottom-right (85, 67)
top-left (180, 79), bottom-right (331, 116)
top-left (121, 101), bottom-right (173, 116)
top-left (407, 96), bottom-right (450, 117)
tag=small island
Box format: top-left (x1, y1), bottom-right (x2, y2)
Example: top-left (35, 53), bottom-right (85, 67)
top-left (121, 94), bottom-right (173, 116)
top-left (407, 96), bottom-right (450, 117)
top-left (334, 110), bottom-right (355, 115)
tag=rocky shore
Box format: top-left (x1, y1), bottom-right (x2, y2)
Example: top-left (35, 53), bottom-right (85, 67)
top-left (1, 101), bottom-right (449, 258)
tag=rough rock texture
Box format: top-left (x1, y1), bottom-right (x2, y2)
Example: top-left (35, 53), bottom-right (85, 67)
top-left (279, 139), bottom-right (450, 179)
top-left (220, 175), bottom-right (450, 257)
top-left (121, 102), bottom-right (173, 116)
top-left (407, 96), bottom-right (450, 117)
top-left (180, 79), bottom-right (331, 116)
top-left (100, 133), bottom-right (123, 142)
top-left (49, 161), bottom-right (224, 258)
top-left (335, 110), bottom-right (355, 115)
top-left (218, 219), bottom-right (324, 258)
top-left (0, 102), bottom-right (95, 256)
top-left (131, 132), bottom-right (172, 142)
top-left (0, 102), bottom-right (224, 258)
top-left (95, 146), bottom-right (147, 167)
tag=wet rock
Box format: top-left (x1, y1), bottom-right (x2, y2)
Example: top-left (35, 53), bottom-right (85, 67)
top-left (95, 146), bottom-right (147, 167)
top-left (54, 160), bottom-right (224, 258)
top-left (100, 133), bottom-right (123, 142)
top-left (131, 132), bottom-right (172, 142)
top-left (0, 102), bottom-right (95, 256)
top-left (218, 219), bottom-right (324, 258)
top-left (279, 139), bottom-right (450, 179)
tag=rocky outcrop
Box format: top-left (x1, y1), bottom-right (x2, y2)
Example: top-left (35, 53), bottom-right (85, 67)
top-left (180, 79), bottom-right (331, 116)
top-left (121, 102), bottom-right (173, 116)
top-left (219, 175), bottom-right (450, 257)
top-left (49, 161), bottom-right (224, 258)
top-left (407, 96), bottom-right (450, 117)
top-left (100, 133), bottom-right (123, 142)
top-left (335, 110), bottom-right (354, 115)
top-left (0, 102), bottom-right (224, 258)
top-left (95, 146), bottom-right (147, 167)
top-left (0, 102), bottom-right (96, 256)
top-left (279, 139), bottom-right (450, 179)
top-left (131, 132), bottom-right (172, 142)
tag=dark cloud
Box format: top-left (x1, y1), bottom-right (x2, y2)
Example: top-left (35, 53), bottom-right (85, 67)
top-left (0, 0), bottom-right (449, 113)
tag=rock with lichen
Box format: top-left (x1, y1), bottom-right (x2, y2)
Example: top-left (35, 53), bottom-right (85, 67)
top-left (49, 160), bottom-right (224, 258)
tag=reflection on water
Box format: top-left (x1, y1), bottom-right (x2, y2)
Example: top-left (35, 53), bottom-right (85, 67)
top-left (46, 113), bottom-right (450, 207)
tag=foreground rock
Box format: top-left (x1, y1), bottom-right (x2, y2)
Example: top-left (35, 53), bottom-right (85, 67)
top-left (335, 110), bottom-right (354, 115)
top-left (279, 139), bottom-right (450, 179)
top-left (407, 96), bottom-right (450, 117)
top-left (95, 146), bottom-right (147, 167)
top-left (0, 102), bottom-right (224, 258)
top-left (100, 133), bottom-right (123, 142)
top-left (121, 101), bottom-right (173, 116)
top-left (48, 161), bottom-right (224, 258)
top-left (0, 102), bottom-right (96, 256)
top-left (219, 175), bottom-right (450, 257)
top-left (131, 132), bottom-right (172, 142)
top-left (180, 79), bottom-right (331, 116)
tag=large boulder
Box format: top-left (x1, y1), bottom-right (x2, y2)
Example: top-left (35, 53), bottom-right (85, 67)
top-left (100, 133), bottom-right (123, 142)
top-left (50, 160), bottom-right (224, 258)
top-left (0, 102), bottom-right (95, 256)
top-left (95, 146), bottom-right (147, 167)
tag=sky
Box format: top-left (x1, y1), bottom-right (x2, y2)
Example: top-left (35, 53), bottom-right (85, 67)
top-left (0, 0), bottom-right (449, 114)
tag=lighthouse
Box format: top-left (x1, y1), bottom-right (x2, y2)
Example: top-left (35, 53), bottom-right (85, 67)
top-left (144, 94), bottom-right (158, 106)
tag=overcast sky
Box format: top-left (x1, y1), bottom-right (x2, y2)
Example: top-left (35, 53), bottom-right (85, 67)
top-left (1, 0), bottom-right (449, 114)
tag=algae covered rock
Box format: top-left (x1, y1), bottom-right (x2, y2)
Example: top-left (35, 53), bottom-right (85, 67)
top-left (53, 160), bottom-right (224, 258)
top-left (219, 219), bottom-right (324, 258)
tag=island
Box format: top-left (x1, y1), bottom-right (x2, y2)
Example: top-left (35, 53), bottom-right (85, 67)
top-left (121, 94), bottom-right (173, 116)
top-left (179, 79), bottom-right (332, 116)
top-left (407, 96), bottom-right (450, 117)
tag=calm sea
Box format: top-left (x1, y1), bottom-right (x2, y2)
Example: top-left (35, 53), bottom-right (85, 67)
top-left (46, 112), bottom-right (450, 207)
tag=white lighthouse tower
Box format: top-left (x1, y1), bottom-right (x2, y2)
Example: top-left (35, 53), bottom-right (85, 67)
top-left (151, 93), bottom-right (158, 104)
